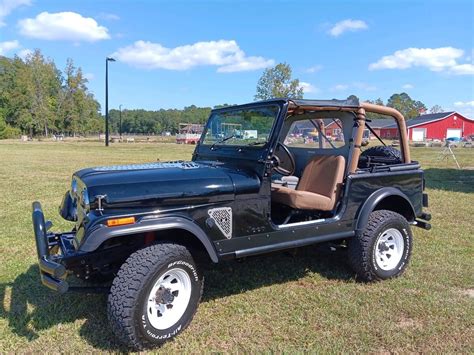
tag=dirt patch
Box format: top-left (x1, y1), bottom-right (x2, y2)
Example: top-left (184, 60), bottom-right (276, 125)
top-left (459, 288), bottom-right (474, 298)
top-left (397, 316), bottom-right (422, 329)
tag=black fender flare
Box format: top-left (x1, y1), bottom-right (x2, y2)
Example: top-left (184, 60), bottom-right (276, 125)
top-left (355, 187), bottom-right (416, 232)
top-left (78, 216), bottom-right (219, 262)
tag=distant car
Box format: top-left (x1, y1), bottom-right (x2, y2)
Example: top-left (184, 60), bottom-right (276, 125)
top-left (446, 137), bottom-right (461, 147)
top-left (446, 137), bottom-right (461, 142)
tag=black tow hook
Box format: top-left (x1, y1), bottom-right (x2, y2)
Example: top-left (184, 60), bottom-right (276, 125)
top-left (415, 219), bottom-right (431, 230)
top-left (420, 212), bottom-right (432, 221)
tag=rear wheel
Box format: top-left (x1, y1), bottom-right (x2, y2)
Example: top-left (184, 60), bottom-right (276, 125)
top-left (349, 210), bottom-right (412, 281)
top-left (107, 243), bottom-right (203, 350)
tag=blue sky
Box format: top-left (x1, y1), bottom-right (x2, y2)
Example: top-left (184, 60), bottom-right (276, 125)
top-left (0, 0), bottom-right (473, 117)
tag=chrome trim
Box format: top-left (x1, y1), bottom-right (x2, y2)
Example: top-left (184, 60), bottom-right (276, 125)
top-left (277, 218), bottom-right (327, 229)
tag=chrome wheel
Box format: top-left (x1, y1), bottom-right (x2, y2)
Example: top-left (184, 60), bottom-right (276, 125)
top-left (375, 228), bottom-right (404, 271)
top-left (146, 268), bottom-right (192, 330)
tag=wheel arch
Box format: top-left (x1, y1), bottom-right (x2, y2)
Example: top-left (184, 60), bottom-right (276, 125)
top-left (79, 216), bottom-right (219, 263)
top-left (356, 187), bottom-right (416, 232)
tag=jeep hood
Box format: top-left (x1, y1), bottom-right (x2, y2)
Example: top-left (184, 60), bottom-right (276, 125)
top-left (73, 161), bottom-right (260, 208)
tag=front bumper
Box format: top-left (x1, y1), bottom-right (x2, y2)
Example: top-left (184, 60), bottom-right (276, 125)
top-left (32, 201), bottom-right (76, 293)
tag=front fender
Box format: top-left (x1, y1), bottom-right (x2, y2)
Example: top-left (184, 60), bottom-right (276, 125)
top-left (78, 216), bottom-right (218, 262)
top-left (355, 187), bottom-right (416, 232)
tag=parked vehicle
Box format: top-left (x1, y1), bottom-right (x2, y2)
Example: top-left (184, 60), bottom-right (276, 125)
top-left (446, 136), bottom-right (462, 147)
top-left (32, 98), bottom-right (431, 349)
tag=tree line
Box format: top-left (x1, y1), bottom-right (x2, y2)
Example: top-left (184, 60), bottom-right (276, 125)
top-left (107, 105), bottom-right (214, 135)
top-left (0, 50), bottom-right (102, 138)
top-left (0, 57), bottom-right (443, 139)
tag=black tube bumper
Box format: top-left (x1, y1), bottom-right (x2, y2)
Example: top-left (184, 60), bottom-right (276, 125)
top-left (32, 201), bottom-right (73, 293)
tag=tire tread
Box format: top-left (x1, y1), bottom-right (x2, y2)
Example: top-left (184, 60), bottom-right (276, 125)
top-left (107, 243), bottom-right (202, 350)
top-left (349, 209), bottom-right (411, 282)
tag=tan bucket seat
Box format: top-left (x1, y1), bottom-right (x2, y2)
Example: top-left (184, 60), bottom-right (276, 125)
top-left (272, 155), bottom-right (345, 211)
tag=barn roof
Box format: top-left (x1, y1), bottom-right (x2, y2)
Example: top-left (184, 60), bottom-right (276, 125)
top-left (365, 118), bottom-right (395, 128)
top-left (383, 111), bottom-right (456, 129)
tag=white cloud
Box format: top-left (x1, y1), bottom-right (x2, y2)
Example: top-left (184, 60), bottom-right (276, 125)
top-left (452, 101), bottom-right (474, 118)
top-left (0, 39), bottom-right (19, 54)
top-left (353, 82), bottom-right (377, 91)
top-left (299, 81), bottom-right (319, 94)
top-left (329, 19), bottom-right (368, 37)
top-left (330, 82), bottom-right (375, 92)
top-left (454, 101), bottom-right (474, 107)
top-left (17, 47), bottom-right (31, 59)
top-left (84, 72), bottom-right (95, 81)
top-left (112, 39), bottom-right (275, 73)
top-left (0, 0), bottom-right (30, 26)
top-left (332, 84), bottom-right (349, 91)
top-left (402, 84), bottom-right (414, 89)
top-left (305, 65), bottom-right (323, 73)
top-left (97, 12), bottom-right (120, 21)
top-left (18, 11), bottom-right (110, 42)
top-left (449, 63), bottom-right (474, 75)
top-left (369, 47), bottom-right (473, 75)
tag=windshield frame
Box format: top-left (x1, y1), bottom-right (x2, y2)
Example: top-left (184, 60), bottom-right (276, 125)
top-left (199, 103), bottom-right (282, 149)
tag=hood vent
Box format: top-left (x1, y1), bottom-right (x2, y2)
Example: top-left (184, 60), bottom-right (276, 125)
top-left (93, 161), bottom-right (200, 172)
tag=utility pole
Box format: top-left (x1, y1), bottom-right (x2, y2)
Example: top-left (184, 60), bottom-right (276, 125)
top-left (105, 57), bottom-right (116, 146)
top-left (119, 104), bottom-right (123, 140)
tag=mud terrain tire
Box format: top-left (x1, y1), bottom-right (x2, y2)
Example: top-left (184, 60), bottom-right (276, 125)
top-left (349, 210), bottom-right (412, 281)
top-left (107, 243), bottom-right (203, 350)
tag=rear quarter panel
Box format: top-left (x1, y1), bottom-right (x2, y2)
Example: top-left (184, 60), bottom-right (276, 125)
top-left (341, 169), bottom-right (424, 227)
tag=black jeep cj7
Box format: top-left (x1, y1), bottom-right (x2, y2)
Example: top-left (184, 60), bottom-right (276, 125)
top-left (32, 98), bottom-right (431, 349)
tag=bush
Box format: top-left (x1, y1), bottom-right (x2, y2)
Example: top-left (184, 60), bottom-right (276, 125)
top-left (0, 123), bottom-right (22, 139)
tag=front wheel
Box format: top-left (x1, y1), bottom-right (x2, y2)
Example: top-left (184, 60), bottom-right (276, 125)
top-left (107, 243), bottom-right (203, 350)
top-left (349, 210), bottom-right (413, 281)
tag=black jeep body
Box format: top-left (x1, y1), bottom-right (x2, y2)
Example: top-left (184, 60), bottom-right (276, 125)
top-left (33, 98), bottom-right (431, 292)
top-left (32, 98), bottom-right (430, 348)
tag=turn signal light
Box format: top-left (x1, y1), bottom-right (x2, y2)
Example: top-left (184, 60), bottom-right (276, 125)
top-left (106, 217), bottom-right (136, 227)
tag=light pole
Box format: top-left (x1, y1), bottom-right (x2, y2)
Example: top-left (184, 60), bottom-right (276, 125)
top-left (105, 57), bottom-right (116, 146)
top-left (119, 104), bottom-right (123, 140)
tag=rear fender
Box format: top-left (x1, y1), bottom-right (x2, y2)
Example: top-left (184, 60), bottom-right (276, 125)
top-left (356, 187), bottom-right (416, 232)
top-left (79, 216), bottom-right (218, 262)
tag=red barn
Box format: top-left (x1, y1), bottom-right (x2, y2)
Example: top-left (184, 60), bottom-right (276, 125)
top-left (326, 119), bottom-right (394, 140)
top-left (380, 111), bottom-right (474, 141)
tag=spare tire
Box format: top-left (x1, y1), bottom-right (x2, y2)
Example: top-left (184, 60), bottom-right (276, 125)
top-left (359, 146), bottom-right (402, 168)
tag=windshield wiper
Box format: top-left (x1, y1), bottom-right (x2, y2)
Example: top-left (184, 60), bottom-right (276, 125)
top-left (210, 134), bottom-right (235, 150)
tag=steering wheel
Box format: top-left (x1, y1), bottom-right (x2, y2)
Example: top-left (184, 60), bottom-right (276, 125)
top-left (272, 142), bottom-right (296, 176)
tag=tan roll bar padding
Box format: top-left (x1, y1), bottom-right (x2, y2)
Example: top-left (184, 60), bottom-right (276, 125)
top-left (360, 102), bottom-right (411, 164)
top-left (348, 107), bottom-right (366, 173)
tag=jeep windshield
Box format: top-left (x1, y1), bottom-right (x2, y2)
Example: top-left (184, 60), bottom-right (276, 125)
top-left (201, 105), bottom-right (279, 147)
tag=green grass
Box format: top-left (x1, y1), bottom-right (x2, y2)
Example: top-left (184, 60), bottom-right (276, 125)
top-left (0, 140), bottom-right (473, 352)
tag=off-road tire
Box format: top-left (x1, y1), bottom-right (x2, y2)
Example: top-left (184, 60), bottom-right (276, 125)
top-left (359, 145), bottom-right (402, 168)
top-left (348, 210), bottom-right (412, 282)
top-left (107, 243), bottom-right (203, 350)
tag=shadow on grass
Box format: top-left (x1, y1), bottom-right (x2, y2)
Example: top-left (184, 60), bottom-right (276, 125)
top-left (0, 244), bottom-right (352, 351)
top-left (424, 168), bottom-right (474, 193)
top-left (0, 265), bottom-right (127, 351)
top-left (201, 243), bottom-right (353, 302)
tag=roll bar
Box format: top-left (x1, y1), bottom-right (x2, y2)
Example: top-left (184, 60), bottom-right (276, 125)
top-left (287, 101), bottom-right (411, 173)
top-left (360, 102), bottom-right (411, 165)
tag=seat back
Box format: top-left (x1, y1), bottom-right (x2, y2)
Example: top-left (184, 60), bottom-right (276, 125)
top-left (296, 155), bottom-right (346, 200)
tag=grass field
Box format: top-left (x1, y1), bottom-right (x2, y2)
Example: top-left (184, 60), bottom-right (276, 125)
top-left (0, 140), bottom-right (473, 353)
